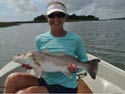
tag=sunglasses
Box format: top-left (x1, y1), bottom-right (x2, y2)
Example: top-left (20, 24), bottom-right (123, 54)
top-left (48, 12), bottom-right (66, 18)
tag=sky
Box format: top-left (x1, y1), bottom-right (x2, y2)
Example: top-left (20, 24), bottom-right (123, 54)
top-left (0, 0), bottom-right (125, 22)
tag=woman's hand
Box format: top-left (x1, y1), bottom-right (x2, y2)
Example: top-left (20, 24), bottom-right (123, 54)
top-left (67, 64), bottom-right (78, 73)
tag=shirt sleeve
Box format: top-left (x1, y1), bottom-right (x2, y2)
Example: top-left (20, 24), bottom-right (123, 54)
top-left (75, 36), bottom-right (88, 62)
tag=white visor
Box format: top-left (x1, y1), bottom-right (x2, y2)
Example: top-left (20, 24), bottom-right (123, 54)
top-left (47, 2), bottom-right (66, 15)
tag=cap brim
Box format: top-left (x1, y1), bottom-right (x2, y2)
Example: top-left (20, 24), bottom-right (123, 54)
top-left (47, 9), bottom-right (66, 15)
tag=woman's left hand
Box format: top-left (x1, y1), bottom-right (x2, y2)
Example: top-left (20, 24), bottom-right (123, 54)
top-left (67, 64), bottom-right (78, 73)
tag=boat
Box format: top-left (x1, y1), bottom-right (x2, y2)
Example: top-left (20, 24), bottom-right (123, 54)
top-left (0, 54), bottom-right (125, 93)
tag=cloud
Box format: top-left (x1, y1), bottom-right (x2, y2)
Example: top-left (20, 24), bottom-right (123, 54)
top-left (65, 0), bottom-right (125, 19)
top-left (95, 0), bottom-right (125, 10)
top-left (14, 0), bottom-right (38, 12)
top-left (0, 0), bottom-right (39, 13)
top-left (0, 0), bottom-right (43, 21)
top-left (0, 0), bottom-right (125, 21)
top-left (66, 0), bottom-right (94, 10)
top-left (93, 0), bottom-right (125, 19)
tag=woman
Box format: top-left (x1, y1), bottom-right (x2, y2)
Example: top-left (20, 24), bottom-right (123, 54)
top-left (4, 2), bottom-right (88, 93)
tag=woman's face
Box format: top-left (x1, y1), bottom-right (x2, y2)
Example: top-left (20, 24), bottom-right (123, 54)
top-left (47, 12), bottom-right (66, 29)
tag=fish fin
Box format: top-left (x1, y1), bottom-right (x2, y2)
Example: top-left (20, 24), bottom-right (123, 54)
top-left (63, 71), bottom-right (72, 78)
top-left (87, 59), bottom-right (100, 79)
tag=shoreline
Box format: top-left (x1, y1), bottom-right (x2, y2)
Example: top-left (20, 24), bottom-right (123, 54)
top-left (0, 19), bottom-right (99, 28)
top-left (1, 18), bottom-right (125, 28)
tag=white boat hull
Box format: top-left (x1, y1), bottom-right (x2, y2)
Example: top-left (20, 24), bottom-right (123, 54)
top-left (85, 54), bottom-right (125, 93)
top-left (0, 54), bottom-right (125, 93)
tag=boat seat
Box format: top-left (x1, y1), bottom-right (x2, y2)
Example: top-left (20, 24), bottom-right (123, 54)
top-left (77, 73), bottom-right (92, 93)
top-left (77, 79), bottom-right (92, 93)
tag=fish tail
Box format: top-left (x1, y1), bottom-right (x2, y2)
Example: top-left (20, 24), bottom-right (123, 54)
top-left (87, 59), bottom-right (100, 79)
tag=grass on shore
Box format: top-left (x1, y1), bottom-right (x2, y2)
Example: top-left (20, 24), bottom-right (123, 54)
top-left (0, 22), bottom-right (20, 28)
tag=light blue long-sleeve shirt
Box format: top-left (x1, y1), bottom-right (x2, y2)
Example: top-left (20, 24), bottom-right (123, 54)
top-left (35, 31), bottom-right (88, 88)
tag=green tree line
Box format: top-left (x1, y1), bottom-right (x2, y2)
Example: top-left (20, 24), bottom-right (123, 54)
top-left (34, 14), bottom-right (99, 22)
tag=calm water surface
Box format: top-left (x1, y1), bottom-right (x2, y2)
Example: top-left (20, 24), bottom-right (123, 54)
top-left (0, 20), bottom-right (125, 70)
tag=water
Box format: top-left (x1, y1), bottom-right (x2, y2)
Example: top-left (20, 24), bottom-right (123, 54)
top-left (0, 20), bottom-right (125, 70)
